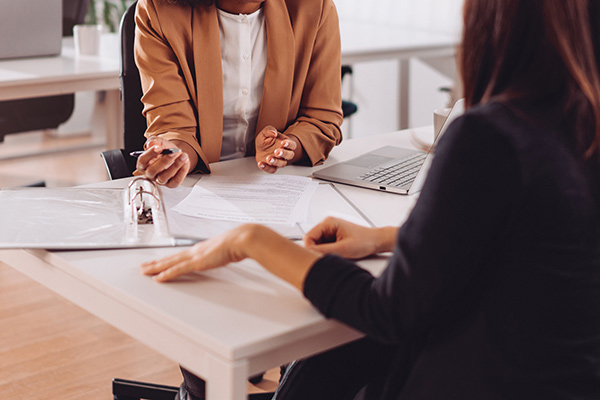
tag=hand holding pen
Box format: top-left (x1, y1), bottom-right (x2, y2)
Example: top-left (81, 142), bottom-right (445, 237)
top-left (134, 137), bottom-right (191, 188)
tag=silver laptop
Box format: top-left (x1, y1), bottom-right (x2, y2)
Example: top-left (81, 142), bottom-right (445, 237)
top-left (0, 0), bottom-right (62, 60)
top-left (312, 99), bottom-right (465, 194)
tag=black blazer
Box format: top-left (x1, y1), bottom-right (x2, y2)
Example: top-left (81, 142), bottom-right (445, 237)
top-left (305, 101), bottom-right (600, 399)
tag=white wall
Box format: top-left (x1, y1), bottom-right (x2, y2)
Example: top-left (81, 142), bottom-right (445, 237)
top-left (335, 0), bottom-right (464, 138)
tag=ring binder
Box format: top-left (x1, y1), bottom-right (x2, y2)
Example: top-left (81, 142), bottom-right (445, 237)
top-left (0, 178), bottom-right (176, 249)
top-left (127, 177), bottom-right (161, 225)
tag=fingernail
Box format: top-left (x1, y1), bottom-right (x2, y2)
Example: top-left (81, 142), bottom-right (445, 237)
top-left (181, 153), bottom-right (188, 161)
top-left (269, 157), bottom-right (275, 163)
top-left (276, 150), bottom-right (283, 157)
top-left (259, 163), bottom-right (265, 169)
top-left (283, 142), bottom-right (290, 148)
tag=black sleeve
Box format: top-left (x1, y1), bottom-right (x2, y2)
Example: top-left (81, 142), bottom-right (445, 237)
top-left (303, 111), bottom-right (522, 344)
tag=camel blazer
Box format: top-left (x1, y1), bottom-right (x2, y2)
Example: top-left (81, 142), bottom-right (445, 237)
top-left (135, 0), bottom-right (343, 173)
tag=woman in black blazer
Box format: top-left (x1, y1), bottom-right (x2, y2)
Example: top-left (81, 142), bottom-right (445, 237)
top-left (141, 0), bottom-right (600, 398)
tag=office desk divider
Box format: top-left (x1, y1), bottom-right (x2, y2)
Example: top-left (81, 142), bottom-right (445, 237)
top-left (0, 176), bottom-right (371, 250)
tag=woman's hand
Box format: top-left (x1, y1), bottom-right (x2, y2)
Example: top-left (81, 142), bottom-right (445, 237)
top-left (136, 137), bottom-right (193, 188)
top-left (255, 126), bottom-right (304, 173)
top-left (142, 224), bottom-right (321, 290)
top-left (304, 217), bottom-right (399, 260)
top-left (141, 225), bottom-right (250, 282)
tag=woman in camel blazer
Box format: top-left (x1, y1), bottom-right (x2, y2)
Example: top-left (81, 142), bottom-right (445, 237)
top-left (134, 0), bottom-right (343, 187)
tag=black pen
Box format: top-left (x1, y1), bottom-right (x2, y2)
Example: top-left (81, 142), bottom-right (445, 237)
top-left (129, 148), bottom-right (182, 158)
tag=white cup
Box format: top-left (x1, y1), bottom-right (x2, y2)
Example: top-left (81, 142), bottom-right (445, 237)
top-left (73, 24), bottom-right (102, 56)
top-left (433, 107), bottom-right (451, 140)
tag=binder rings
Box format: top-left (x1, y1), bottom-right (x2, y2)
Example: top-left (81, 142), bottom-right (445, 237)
top-left (0, 178), bottom-right (176, 249)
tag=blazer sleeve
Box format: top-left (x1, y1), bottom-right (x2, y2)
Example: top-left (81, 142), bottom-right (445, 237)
top-left (284, 0), bottom-right (343, 166)
top-left (135, 0), bottom-right (210, 173)
top-left (303, 112), bottom-right (522, 343)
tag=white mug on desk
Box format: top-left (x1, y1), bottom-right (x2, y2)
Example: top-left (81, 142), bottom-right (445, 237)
top-left (73, 24), bottom-right (102, 56)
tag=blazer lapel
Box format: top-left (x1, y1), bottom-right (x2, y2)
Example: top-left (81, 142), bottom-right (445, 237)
top-left (256, 0), bottom-right (295, 134)
top-left (192, 4), bottom-right (223, 163)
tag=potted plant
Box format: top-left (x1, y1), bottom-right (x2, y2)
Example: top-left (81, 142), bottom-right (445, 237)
top-left (86, 0), bottom-right (134, 33)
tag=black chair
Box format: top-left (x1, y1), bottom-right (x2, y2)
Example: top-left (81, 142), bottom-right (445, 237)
top-left (0, 0), bottom-right (90, 143)
top-left (341, 65), bottom-right (358, 118)
top-left (100, 0), bottom-right (146, 180)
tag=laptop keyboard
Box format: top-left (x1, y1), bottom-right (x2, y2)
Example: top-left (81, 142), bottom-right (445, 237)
top-left (358, 152), bottom-right (427, 187)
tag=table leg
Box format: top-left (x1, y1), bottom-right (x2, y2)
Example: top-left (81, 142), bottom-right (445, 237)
top-left (104, 89), bottom-right (123, 150)
top-left (205, 356), bottom-right (248, 400)
top-left (92, 89), bottom-right (123, 150)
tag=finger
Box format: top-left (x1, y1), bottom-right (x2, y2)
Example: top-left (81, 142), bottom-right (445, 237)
top-left (140, 246), bottom-right (200, 277)
top-left (140, 252), bottom-right (186, 275)
top-left (274, 148), bottom-right (295, 161)
top-left (153, 260), bottom-right (197, 282)
top-left (266, 155), bottom-right (287, 168)
top-left (144, 137), bottom-right (162, 150)
top-left (165, 159), bottom-right (189, 188)
top-left (154, 153), bottom-right (188, 185)
top-left (305, 241), bottom-right (345, 255)
top-left (304, 218), bottom-right (339, 244)
top-left (136, 146), bottom-right (163, 173)
top-left (145, 152), bottom-right (185, 182)
top-left (281, 140), bottom-right (297, 151)
top-left (258, 161), bottom-right (278, 174)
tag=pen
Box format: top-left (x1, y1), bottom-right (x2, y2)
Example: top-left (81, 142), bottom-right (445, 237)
top-left (129, 148), bottom-right (182, 158)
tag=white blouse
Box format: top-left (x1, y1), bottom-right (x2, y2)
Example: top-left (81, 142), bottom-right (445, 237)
top-left (217, 7), bottom-right (268, 161)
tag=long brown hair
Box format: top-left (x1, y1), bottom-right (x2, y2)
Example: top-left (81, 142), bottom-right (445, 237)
top-left (460, 0), bottom-right (600, 163)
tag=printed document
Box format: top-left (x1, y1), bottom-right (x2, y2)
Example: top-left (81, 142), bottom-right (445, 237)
top-left (172, 175), bottom-right (318, 225)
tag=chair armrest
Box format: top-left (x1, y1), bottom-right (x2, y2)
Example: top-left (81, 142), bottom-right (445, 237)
top-left (100, 149), bottom-right (133, 180)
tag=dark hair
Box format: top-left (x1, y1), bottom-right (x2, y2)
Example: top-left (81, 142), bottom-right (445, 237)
top-left (162, 0), bottom-right (212, 6)
top-left (460, 0), bottom-right (600, 162)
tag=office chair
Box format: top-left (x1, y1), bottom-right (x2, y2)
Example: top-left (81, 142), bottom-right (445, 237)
top-left (101, 0), bottom-right (359, 180)
top-left (341, 65), bottom-right (358, 118)
top-left (100, 0), bottom-right (145, 180)
top-left (0, 0), bottom-right (90, 143)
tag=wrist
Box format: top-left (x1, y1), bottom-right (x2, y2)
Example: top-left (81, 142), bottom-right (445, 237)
top-left (374, 226), bottom-right (398, 254)
top-left (234, 224), bottom-right (266, 259)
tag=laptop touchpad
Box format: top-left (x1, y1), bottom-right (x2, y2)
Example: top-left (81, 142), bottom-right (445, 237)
top-left (347, 154), bottom-right (394, 168)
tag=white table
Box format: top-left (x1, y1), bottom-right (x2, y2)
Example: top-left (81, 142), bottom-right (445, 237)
top-left (0, 34), bottom-right (121, 149)
top-left (0, 126), bottom-right (431, 400)
top-left (340, 20), bottom-right (458, 130)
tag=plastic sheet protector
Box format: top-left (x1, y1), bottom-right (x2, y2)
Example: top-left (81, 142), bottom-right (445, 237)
top-left (0, 179), bottom-right (175, 249)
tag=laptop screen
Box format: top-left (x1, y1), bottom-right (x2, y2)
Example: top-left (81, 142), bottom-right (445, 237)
top-left (0, 0), bottom-right (62, 60)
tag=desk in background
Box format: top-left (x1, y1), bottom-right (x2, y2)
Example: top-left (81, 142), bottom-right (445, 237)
top-left (0, 126), bottom-right (431, 400)
top-left (340, 20), bottom-right (458, 130)
top-left (0, 34), bottom-right (121, 151)
top-left (0, 22), bottom-right (455, 152)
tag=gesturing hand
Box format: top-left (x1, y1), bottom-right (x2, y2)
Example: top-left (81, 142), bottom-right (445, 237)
top-left (255, 126), bottom-right (301, 173)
